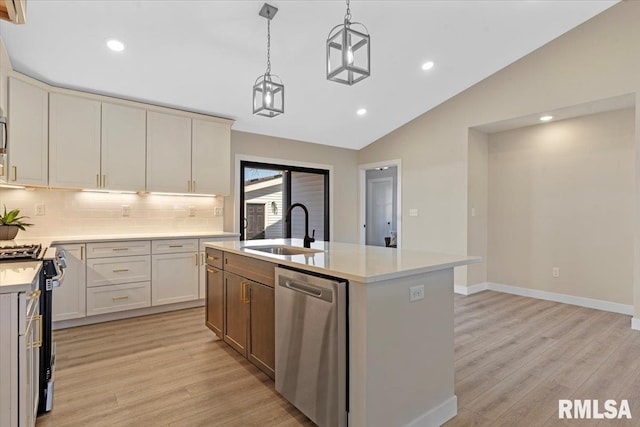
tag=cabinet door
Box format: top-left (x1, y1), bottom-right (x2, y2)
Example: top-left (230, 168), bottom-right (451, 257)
top-left (52, 244), bottom-right (87, 322)
top-left (49, 93), bottom-right (101, 188)
top-left (248, 281), bottom-right (275, 379)
top-left (205, 266), bottom-right (223, 337)
top-left (191, 118), bottom-right (230, 195)
top-left (146, 111), bottom-right (191, 193)
top-left (151, 252), bottom-right (199, 305)
top-left (223, 271), bottom-right (248, 357)
top-left (101, 102), bottom-right (146, 191)
top-left (7, 77), bottom-right (48, 186)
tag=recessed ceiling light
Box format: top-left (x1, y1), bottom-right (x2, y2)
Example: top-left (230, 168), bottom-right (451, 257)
top-left (106, 39), bottom-right (125, 52)
top-left (539, 115), bottom-right (553, 122)
top-left (357, 108), bottom-right (367, 116)
top-left (421, 61), bottom-right (435, 71)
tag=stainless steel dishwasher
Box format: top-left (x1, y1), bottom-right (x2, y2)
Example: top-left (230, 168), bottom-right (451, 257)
top-left (275, 266), bottom-right (348, 427)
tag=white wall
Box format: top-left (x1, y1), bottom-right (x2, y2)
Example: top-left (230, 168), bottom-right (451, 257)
top-left (0, 187), bottom-right (223, 238)
top-left (467, 129), bottom-right (489, 286)
top-left (487, 108), bottom-right (635, 305)
top-left (357, 1), bottom-right (640, 317)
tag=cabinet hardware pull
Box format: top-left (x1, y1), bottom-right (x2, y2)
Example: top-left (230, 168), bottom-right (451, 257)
top-left (206, 268), bottom-right (218, 274)
top-left (168, 245), bottom-right (183, 248)
top-left (207, 255), bottom-right (219, 261)
top-left (0, 163), bottom-right (4, 177)
top-left (80, 246), bottom-right (84, 260)
top-left (112, 248), bottom-right (129, 251)
top-left (12, 166), bottom-right (17, 181)
top-left (32, 315), bottom-right (43, 348)
top-left (112, 296), bottom-right (129, 301)
top-left (102, 175), bottom-right (106, 188)
top-left (200, 253), bottom-right (204, 265)
top-left (241, 282), bottom-right (250, 304)
top-left (96, 174), bottom-right (100, 188)
top-left (241, 282), bottom-right (245, 302)
top-left (113, 269), bottom-right (129, 273)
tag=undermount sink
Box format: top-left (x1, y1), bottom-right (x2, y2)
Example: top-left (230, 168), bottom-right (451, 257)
top-left (243, 245), bottom-right (323, 256)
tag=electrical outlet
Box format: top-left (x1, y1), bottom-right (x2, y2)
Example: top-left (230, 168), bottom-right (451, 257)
top-left (471, 207), bottom-right (476, 217)
top-left (410, 285), bottom-right (425, 302)
top-left (552, 267), bottom-right (560, 278)
top-left (214, 207), bottom-right (223, 217)
top-left (188, 206), bottom-right (196, 217)
top-left (121, 205), bottom-right (130, 217)
top-left (35, 203), bottom-right (45, 216)
top-left (409, 208), bottom-right (419, 217)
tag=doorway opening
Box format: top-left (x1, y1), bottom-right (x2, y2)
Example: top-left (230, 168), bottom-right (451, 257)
top-left (359, 160), bottom-right (401, 248)
top-left (240, 161), bottom-right (330, 242)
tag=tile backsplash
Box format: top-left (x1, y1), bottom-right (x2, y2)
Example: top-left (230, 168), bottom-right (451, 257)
top-left (0, 187), bottom-right (224, 238)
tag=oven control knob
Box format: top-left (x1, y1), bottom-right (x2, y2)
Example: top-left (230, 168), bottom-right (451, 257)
top-left (52, 280), bottom-right (61, 288)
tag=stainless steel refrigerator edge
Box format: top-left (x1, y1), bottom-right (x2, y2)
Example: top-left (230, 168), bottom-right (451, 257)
top-left (275, 267), bottom-right (348, 427)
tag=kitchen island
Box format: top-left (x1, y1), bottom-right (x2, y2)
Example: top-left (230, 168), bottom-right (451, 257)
top-left (204, 238), bottom-right (479, 427)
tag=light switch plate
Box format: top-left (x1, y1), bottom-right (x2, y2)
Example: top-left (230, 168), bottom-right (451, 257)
top-left (214, 207), bottom-right (223, 217)
top-left (35, 203), bottom-right (45, 216)
top-left (121, 205), bottom-right (130, 217)
top-left (409, 208), bottom-right (419, 217)
top-left (188, 206), bottom-right (196, 217)
top-left (410, 285), bottom-right (425, 302)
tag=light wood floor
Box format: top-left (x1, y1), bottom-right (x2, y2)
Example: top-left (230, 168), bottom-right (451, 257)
top-left (37, 291), bottom-right (640, 426)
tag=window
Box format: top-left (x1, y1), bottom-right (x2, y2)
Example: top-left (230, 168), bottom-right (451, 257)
top-left (240, 161), bottom-right (329, 241)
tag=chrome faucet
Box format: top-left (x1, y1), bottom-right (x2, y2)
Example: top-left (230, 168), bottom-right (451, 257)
top-left (285, 203), bottom-right (316, 248)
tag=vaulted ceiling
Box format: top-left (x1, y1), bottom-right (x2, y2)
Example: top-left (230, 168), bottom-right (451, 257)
top-left (0, 1), bottom-right (618, 149)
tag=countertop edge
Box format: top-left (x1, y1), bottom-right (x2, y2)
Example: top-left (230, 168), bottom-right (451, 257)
top-left (203, 241), bottom-right (481, 283)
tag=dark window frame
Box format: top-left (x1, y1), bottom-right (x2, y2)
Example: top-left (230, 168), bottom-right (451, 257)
top-left (240, 160), bottom-right (330, 241)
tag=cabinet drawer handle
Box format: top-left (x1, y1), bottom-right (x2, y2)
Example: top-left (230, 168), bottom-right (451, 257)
top-left (12, 165), bottom-right (17, 181)
top-left (102, 175), bottom-right (107, 188)
top-left (207, 255), bottom-right (219, 261)
top-left (168, 245), bottom-right (183, 248)
top-left (200, 253), bottom-right (204, 265)
top-left (112, 296), bottom-right (129, 301)
top-left (96, 174), bottom-right (100, 188)
top-left (112, 248), bottom-right (129, 251)
top-left (80, 246), bottom-right (84, 260)
top-left (31, 315), bottom-right (43, 349)
top-left (241, 282), bottom-right (250, 304)
top-left (113, 269), bottom-right (129, 273)
top-left (206, 268), bottom-right (219, 274)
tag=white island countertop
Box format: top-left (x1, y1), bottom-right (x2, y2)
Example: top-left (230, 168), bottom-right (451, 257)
top-left (0, 261), bottom-right (41, 294)
top-left (204, 238), bottom-right (480, 284)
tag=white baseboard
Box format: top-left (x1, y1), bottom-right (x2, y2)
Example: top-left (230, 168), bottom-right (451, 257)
top-left (486, 282), bottom-right (633, 316)
top-left (454, 282), bottom-right (488, 296)
top-left (632, 317), bottom-right (640, 331)
top-left (407, 395), bottom-right (457, 427)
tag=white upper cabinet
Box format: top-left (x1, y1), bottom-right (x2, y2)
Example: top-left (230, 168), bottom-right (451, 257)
top-left (192, 118), bottom-right (230, 195)
top-left (49, 93), bottom-right (101, 189)
top-left (7, 77), bottom-right (48, 186)
top-left (146, 111), bottom-right (191, 193)
top-left (101, 103), bottom-right (146, 191)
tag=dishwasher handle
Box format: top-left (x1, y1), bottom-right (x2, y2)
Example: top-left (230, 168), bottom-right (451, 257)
top-left (281, 278), bottom-right (333, 303)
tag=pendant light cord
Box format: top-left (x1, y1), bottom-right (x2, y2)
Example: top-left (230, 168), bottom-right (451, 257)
top-left (266, 13), bottom-right (272, 76)
top-left (344, 0), bottom-right (352, 24)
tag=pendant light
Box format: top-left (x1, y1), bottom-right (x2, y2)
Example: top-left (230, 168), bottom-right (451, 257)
top-left (326, 0), bottom-right (370, 85)
top-left (253, 3), bottom-right (284, 118)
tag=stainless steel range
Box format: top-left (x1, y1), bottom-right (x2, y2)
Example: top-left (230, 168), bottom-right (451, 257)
top-left (0, 242), bottom-right (66, 414)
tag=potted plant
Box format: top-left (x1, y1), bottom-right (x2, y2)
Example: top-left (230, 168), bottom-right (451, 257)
top-left (0, 206), bottom-right (33, 240)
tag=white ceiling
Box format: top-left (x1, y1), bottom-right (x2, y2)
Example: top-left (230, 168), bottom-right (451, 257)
top-left (0, 1), bottom-right (619, 150)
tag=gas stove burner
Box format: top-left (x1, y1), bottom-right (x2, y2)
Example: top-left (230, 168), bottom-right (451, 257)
top-left (0, 243), bottom-right (43, 261)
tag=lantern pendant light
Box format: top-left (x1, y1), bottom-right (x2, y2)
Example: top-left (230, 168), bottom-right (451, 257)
top-left (253, 3), bottom-right (284, 118)
top-left (326, 0), bottom-right (370, 85)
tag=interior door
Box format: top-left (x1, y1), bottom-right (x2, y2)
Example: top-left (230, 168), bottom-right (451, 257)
top-left (366, 177), bottom-right (393, 246)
